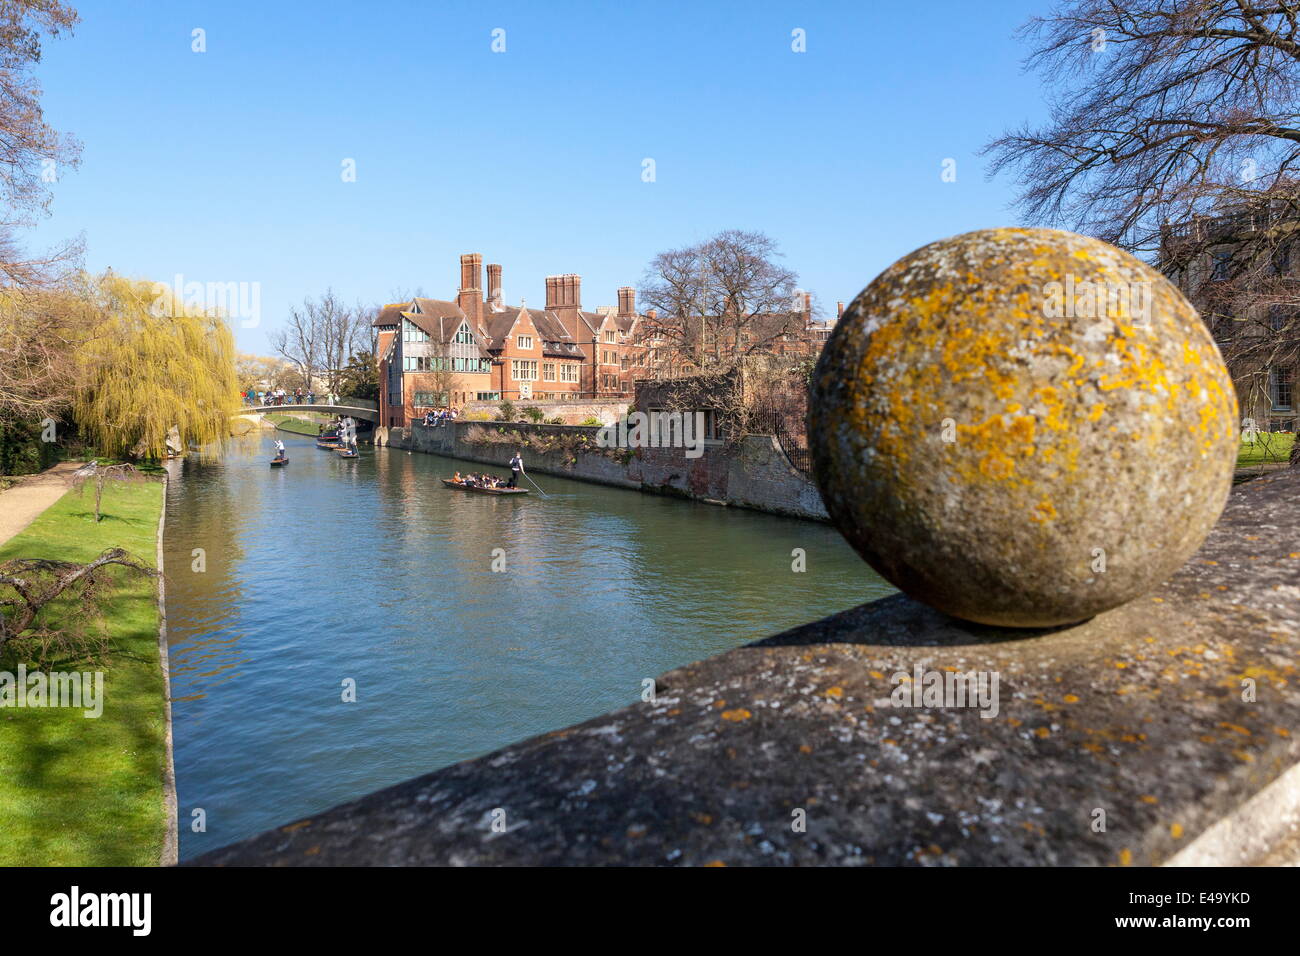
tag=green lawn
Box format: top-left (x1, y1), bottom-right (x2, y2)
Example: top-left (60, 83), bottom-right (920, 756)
top-left (266, 413), bottom-right (322, 436)
top-left (0, 479), bottom-right (168, 866)
top-left (1237, 432), bottom-right (1295, 468)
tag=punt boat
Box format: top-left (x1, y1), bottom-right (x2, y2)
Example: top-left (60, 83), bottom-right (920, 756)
top-left (440, 478), bottom-right (528, 495)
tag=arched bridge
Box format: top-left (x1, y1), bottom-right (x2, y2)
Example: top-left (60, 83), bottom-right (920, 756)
top-left (243, 403), bottom-right (379, 423)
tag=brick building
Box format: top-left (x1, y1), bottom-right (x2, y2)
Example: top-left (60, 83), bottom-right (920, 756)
top-left (1160, 197), bottom-right (1299, 432)
top-left (375, 253), bottom-right (647, 428)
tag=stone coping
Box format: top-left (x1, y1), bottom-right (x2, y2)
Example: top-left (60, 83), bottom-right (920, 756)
top-left (191, 470), bottom-right (1299, 866)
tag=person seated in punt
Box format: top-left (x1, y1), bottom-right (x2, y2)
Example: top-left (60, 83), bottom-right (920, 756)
top-left (451, 471), bottom-right (462, 484)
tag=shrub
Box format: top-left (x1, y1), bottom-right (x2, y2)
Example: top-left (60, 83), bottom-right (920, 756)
top-left (497, 399), bottom-right (517, 421)
top-left (523, 407), bottom-right (546, 423)
top-left (578, 416), bottom-right (602, 427)
top-left (546, 416), bottom-right (565, 425)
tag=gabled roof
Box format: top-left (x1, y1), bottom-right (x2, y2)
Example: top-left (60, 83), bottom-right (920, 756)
top-left (411, 297), bottom-right (466, 321)
top-left (477, 306), bottom-right (585, 358)
top-left (399, 305), bottom-right (493, 359)
top-left (372, 302), bottom-right (408, 328)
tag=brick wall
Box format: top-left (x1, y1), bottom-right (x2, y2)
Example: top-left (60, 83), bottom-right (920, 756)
top-left (460, 399), bottom-right (630, 425)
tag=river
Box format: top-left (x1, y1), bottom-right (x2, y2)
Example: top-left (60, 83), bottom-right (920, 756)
top-left (163, 430), bottom-right (893, 859)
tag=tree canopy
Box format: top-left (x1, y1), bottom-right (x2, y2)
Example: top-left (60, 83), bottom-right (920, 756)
top-left (985, 0), bottom-right (1300, 255)
top-left (72, 273), bottom-right (239, 458)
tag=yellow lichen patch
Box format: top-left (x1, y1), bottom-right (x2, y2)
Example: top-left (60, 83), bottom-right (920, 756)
top-left (720, 708), bottom-right (751, 722)
top-left (281, 820), bottom-right (313, 833)
top-left (1063, 694), bottom-right (1080, 704)
top-left (1170, 823), bottom-right (1184, 839)
top-left (825, 686), bottom-right (844, 699)
top-left (1031, 498), bottom-right (1058, 523)
top-left (702, 859), bottom-right (726, 867)
top-left (1140, 795), bottom-right (1158, 805)
top-left (1119, 848), bottom-right (1133, 866)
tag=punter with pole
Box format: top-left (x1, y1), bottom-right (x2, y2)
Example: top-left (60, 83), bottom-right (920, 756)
top-left (507, 449), bottom-right (524, 489)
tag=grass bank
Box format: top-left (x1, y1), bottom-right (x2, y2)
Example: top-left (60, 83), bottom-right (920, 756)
top-left (1237, 432), bottom-right (1294, 468)
top-left (266, 413), bottom-right (322, 436)
top-left (0, 479), bottom-right (167, 865)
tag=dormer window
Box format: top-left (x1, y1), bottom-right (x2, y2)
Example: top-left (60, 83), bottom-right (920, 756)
top-left (517, 335), bottom-right (534, 349)
top-left (453, 322), bottom-right (475, 345)
top-left (604, 330), bottom-right (616, 343)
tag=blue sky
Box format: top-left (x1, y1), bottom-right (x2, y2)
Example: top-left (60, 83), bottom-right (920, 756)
top-left (30, 0), bottom-right (1049, 353)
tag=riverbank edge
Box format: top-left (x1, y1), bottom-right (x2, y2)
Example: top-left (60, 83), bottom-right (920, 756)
top-left (155, 470), bottom-right (178, 865)
top-left (190, 468), bottom-right (1300, 866)
top-left (380, 421), bottom-right (830, 522)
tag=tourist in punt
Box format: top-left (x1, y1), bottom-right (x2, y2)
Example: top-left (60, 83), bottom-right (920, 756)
top-left (507, 450), bottom-right (524, 488)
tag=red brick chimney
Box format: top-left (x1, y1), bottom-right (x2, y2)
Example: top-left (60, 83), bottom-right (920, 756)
top-left (458, 253), bottom-right (483, 323)
top-left (803, 292), bottom-right (812, 316)
top-left (487, 263), bottom-right (502, 308)
top-left (836, 300), bottom-right (844, 318)
top-left (549, 274), bottom-right (583, 338)
top-left (617, 286), bottom-right (636, 316)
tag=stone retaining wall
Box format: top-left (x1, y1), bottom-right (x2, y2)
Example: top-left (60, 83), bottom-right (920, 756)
top-left (378, 420), bottom-right (828, 521)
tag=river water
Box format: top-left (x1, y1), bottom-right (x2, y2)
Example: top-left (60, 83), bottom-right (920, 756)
top-left (163, 431), bottom-right (893, 859)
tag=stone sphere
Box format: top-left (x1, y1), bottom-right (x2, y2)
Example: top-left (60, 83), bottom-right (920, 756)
top-left (809, 228), bottom-right (1239, 627)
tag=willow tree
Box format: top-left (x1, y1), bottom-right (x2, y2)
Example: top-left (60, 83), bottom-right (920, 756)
top-left (74, 273), bottom-right (239, 458)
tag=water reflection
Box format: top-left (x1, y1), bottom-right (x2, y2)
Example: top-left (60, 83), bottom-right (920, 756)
top-left (166, 430), bottom-right (893, 858)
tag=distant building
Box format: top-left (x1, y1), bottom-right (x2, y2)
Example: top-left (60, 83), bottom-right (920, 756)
top-left (1161, 195), bottom-right (1298, 432)
top-left (374, 254), bottom-right (647, 428)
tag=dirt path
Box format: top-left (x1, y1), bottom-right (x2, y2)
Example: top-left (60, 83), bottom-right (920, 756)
top-left (0, 461), bottom-right (82, 548)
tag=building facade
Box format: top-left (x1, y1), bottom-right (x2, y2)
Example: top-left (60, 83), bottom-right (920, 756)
top-left (1161, 199), bottom-right (1298, 432)
top-left (376, 254), bottom-right (648, 428)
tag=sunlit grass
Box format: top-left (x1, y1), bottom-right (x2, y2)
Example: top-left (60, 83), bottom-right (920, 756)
top-left (266, 414), bottom-right (321, 436)
top-left (1237, 431), bottom-right (1294, 468)
top-left (0, 480), bottom-right (167, 866)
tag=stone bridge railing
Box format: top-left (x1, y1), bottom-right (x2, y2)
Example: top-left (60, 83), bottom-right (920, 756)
top-left (191, 229), bottom-right (1298, 866)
